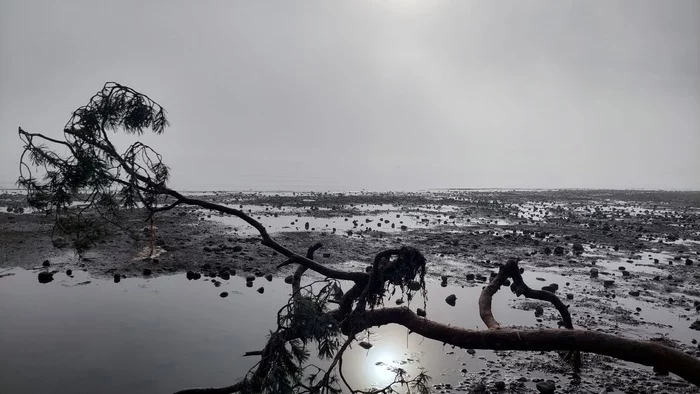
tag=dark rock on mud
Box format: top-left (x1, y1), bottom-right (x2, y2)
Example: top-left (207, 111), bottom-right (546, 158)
top-left (445, 294), bottom-right (456, 306)
top-left (142, 268), bottom-right (152, 276)
top-left (691, 320), bottom-right (700, 331)
top-left (66, 269), bottom-right (72, 276)
top-left (416, 308), bottom-right (426, 317)
top-left (590, 268), bottom-right (599, 277)
top-left (220, 292), bottom-right (228, 298)
top-left (534, 305), bottom-right (544, 316)
top-left (265, 274), bottom-right (273, 282)
top-left (113, 274), bottom-right (121, 283)
top-left (42, 260), bottom-right (50, 267)
top-left (536, 380), bottom-right (556, 394)
top-left (284, 275), bottom-right (294, 284)
top-left (257, 287), bottom-right (264, 294)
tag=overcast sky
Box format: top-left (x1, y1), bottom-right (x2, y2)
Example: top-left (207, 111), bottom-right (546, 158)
top-left (1, 1), bottom-right (698, 191)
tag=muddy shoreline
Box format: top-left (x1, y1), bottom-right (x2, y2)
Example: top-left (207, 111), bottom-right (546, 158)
top-left (2, 189), bottom-right (700, 393)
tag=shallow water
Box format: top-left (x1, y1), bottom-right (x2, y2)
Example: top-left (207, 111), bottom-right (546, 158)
top-left (0, 268), bottom-right (550, 394)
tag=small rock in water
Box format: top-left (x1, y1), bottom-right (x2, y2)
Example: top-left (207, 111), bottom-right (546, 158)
top-left (265, 274), bottom-right (273, 282)
top-left (416, 308), bottom-right (426, 317)
top-left (690, 320), bottom-right (700, 331)
top-left (66, 269), bottom-right (73, 276)
top-left (113, 274), bottom-right (121, 283)
top-left (628, 290), bottom-right (640, 297)
top-left (467, 348), bottom-right (476, 355)
top-left (494, 381), bottom-right (506, 390)
top-left (395, 299), bottom-right (404, 305)
top-left (566, 293), bottom-right (574, 300)
top-left (603, 280), bottom-right (615, 287)
top-left (466, 273), bottom-right (475, 281)
top-left (622, 270), bottom-right (631, 277)
top-left (686, 258), bottom-right (694, 266)
top-left (220, 292), bottom-right (228, 298)
top-left (246, 281), bottom-right (253, 288)
top-left (232, 245), bottom-right (243, 252)
top-left (142, 268), bottom-right (152, 276)
top-left (553, 246), bottom-right (565, 255)
top-left (590, 268), bottom-right (599, 278)
top-left (445, 294), bottom-right (457, 306)
top-left (257, 287), bottom-right (264, 294)
top-left (284, 275), bottom-right (294, 284)
top-left (359, 341), bottom-right (373, 350)
top-left (37, 271), bottom-right (54, 284)
top-left (42, 260), bottom-right (50, 267)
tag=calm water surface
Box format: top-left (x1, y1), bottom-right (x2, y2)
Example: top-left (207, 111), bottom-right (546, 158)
top-left (0, 268), bottom-right (540, 394)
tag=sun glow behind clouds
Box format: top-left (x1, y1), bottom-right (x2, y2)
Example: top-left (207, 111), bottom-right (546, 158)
top-left (374, 0), bottom-right (438, 14)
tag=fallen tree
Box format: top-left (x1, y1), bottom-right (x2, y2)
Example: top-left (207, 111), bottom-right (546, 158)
top-left (17, 83), bottom-right (700, 393)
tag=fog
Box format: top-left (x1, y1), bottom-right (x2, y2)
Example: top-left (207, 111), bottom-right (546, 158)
top-left (1, 0), bottom-right (698, 191)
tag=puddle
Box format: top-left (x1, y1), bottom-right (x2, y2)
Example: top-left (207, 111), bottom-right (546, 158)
top-left (0, 268), bottom-right (548, 394)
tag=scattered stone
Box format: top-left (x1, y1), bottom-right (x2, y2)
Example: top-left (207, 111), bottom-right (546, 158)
top-left (445, 294), bottom-right (457, 306)
top-left (572, 243), bottom-right (584, 254)
top-left (542, 285), bottom-right (557, 293)
top-left (494, 381), bottom-right (506, 390)
top-left (37, 271), bottom-right (54, 284)
top-left (42, 260), bottom-right (50, 267)
top-left (466, 273), bottom-right (475, 281)
top-left (690, 320), bottom-right (700, 331)
top-left (284, 275), bottom-right (294, 284)
top-left (603, 280), bottom-right (615, 287)
top-left (618, 266), bottom-right (626, 271)
top-left (543, 247), bottom-right (552, 255)
top-left (322, 252), bottom-right (331, 258)
top-left (416, 308), bottom-right (426, 317)
top-left (113, 274), bottom-right (121, 283)
top-left (220, 292), bottom-right (228, 298)
top-left (553, 246), bottom-right (565, 255)
top-left (142, 268), bottom-right (152, 276)
top-left (622, 270), bottom-right (631, 277)
top-left (265, 274), bottom-right (273, 282)
top-left (359, 341), bottom-right (373, 350)
top-left (232, 245), bottom-right (243, 252)
top-left (467, 348), bottom-right (476, 355)
top-left (629, 290), bottom-right (640, 297)
top-left (566, 293), bottom-right (574, 300)
top-left (534, 305), bottom-right (544, 316)
top-left (590, 268), bottom-right (599, 278)
top-left (536, 380), bottom-right (556, 394)
top-left (66, 269), bottom-right (72, 276)
top-left (257, 287), bottom-right (264, 294)
top-left (686, 258), bottom-right (694, 266)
